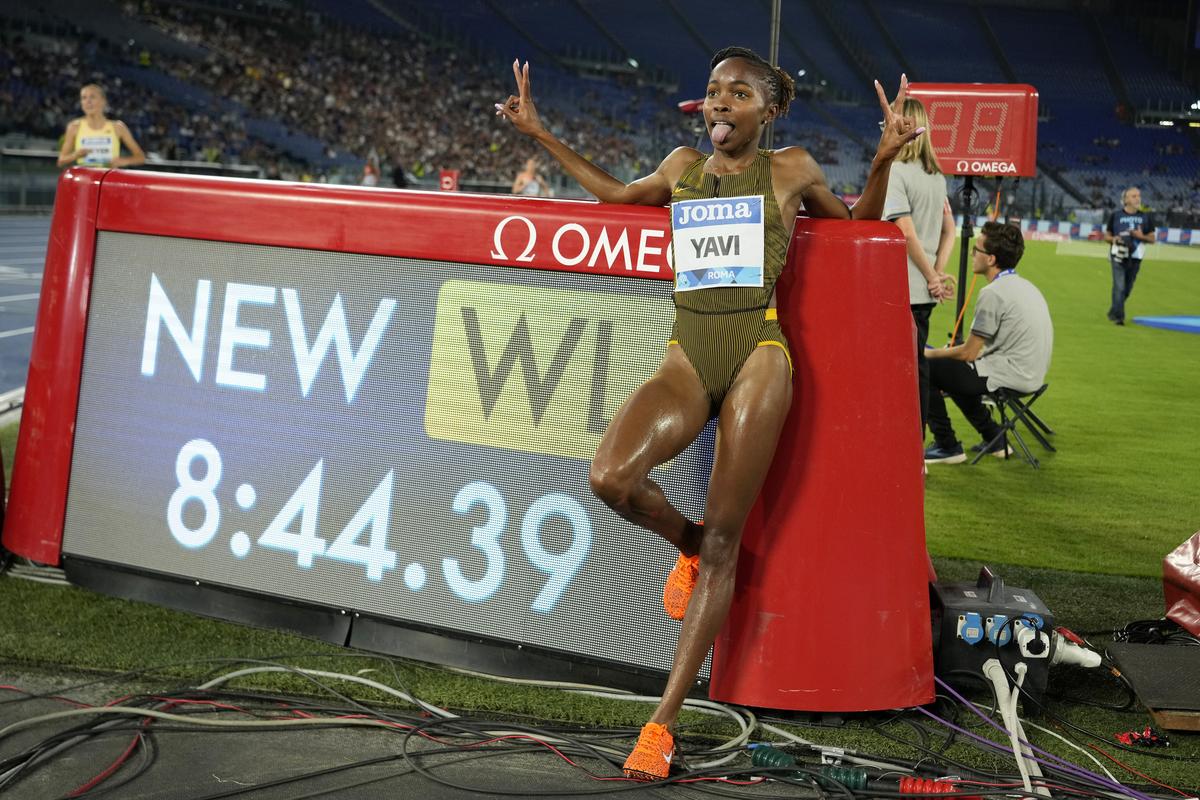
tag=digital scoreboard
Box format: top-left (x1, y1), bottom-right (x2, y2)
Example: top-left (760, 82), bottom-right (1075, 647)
top-left (66, 232), bottom-right (701, 677)
top-left (3, 169), bottom-right (933, 710)
top-left (907, 83), bottom-right (1039, 177)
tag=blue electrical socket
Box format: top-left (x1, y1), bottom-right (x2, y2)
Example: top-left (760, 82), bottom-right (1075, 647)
top-left (987, 614), bottom-right (1012, 645)
top-left (959, 612), bottom-right (984, 644)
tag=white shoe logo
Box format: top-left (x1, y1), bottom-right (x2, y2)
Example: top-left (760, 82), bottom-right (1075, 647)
top-left (663, 751), bottom-right (673, 766)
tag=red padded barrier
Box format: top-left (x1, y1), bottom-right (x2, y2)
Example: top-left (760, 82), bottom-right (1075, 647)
top-left (2, 169), bottom-right (102, 565)
top-left (709, 219), bottom-right (934, 711)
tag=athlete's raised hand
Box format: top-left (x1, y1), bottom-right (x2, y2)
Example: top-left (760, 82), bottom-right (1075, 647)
top-left (873, 74), bottom-right (924, 162)
top-left (496, 59), bottom-right (545, 138)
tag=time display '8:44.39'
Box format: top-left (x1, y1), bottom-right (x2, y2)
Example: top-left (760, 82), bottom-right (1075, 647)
top-left (166, 438), bottom-right (593, 613)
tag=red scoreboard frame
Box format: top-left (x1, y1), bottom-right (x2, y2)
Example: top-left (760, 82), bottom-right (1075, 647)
top-left (3, 169), bottom-right (933, 712)
top-left (907, 83), bottom-right (1039, 178)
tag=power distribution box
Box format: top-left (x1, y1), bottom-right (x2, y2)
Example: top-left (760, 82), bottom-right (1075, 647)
top-left (931, 567), bottom-right (1055, 709)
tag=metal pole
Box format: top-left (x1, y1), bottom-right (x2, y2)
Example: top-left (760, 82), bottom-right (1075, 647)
top-left (953, 176), bottom-right (976, 344)
top-left (765, 0), bottom-right (781, 150)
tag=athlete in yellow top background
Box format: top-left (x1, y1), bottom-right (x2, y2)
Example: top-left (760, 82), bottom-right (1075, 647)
top-left (57, 84), bottom-right (146, 169)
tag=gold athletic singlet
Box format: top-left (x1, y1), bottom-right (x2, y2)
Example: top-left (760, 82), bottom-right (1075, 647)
top-left (73, 119), bottom-right (120, 167)
top-left (669, 150), bottom-right (792, 412)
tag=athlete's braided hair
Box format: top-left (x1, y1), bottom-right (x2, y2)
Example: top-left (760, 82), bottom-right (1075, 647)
top-left (710, 46), bottom-right (795, 117)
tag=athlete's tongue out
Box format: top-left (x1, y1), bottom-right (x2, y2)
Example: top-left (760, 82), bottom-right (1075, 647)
top-left (711, 121), bottom-right (733, 144)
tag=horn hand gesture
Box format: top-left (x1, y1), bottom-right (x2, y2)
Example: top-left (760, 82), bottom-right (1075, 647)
top-left (495, 59), bottom-right (546, 139)
top-left (874, 74), bottom-right (924, 162)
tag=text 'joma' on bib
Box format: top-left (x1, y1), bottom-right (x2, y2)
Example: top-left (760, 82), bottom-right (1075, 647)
top-left (671, 194), bottom-right (765, 292)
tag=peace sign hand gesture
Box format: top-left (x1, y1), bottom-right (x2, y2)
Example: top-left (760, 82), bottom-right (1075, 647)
top-left (495, 59), bottom-right (546, 139)
top-left (873, 74), bottom-right (924, 163)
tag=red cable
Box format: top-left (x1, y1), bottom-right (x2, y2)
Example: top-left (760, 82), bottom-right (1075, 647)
top-left (1086, 743), bottom-right (1194, 797)
top-left (152, 696), bottom-right (251, 714)
top-left (1055, 626), bottom-right (1087, 646)
top-left (66, 732), bottom-right (142, 797)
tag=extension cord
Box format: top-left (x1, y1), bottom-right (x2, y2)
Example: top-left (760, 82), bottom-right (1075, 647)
top-left (1050, 631), bottom-right (1101, 668)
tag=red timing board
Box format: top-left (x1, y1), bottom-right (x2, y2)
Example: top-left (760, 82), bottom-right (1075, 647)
top-left (907, 83), bottom-right (1039, 177)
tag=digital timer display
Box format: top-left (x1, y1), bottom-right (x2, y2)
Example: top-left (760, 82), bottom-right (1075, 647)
top-left (906, 83), bottom-right (1038, 177)
top-left (61, 233), bottom-right (714, 677)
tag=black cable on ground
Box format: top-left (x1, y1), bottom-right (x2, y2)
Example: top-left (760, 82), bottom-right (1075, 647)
top-left (10, 655), bottom-right (1193, 800)
top-left (69, 730), bottom-right (157, 799)
top-left (986, 620), bottom-right (1200, 764)
top-left (1111, 619), bottom-right (1200, 646)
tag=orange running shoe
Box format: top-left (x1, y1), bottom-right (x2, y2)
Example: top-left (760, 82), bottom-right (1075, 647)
top-left (623, 722), bottom-right (675, 781)
top-left (662, 552), bottom-right (700, 620)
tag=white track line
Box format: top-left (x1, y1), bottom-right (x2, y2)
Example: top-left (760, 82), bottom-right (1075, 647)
top-left (0, 293), bottom-right (40, 303)
top-left (0, 327), bottom-right (35, 339)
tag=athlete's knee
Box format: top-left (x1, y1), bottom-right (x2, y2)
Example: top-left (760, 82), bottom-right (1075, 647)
top-left (697, 524), bottom-right (741, 567)
top-left (588, 460), bottom-right (636, 512)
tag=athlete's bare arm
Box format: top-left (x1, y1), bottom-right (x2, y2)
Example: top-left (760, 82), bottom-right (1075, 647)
top-left (769, 76), bottom-right (920, 222)
top-left (496, 60), bottom-right (699, 205)
top-left (113, 121), bottom-right (146, 168)
top-left (57, 120), bottom-right (83, 168)
top-left (853, 76), bottom-right (922, 219)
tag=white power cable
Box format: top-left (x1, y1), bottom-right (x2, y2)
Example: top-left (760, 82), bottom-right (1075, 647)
top-left (0, 705), bottom-right (411, 741)
top-left (195, 665), bottom-right (628, 757)
top-left (444, 664), bottom-right (756, 767)
top-left (962, 690), bottom-right (1141, 800)
top-left (983, 658), bottom-right (1036, 795)
top-left (1009, 663), bottom-right (1050, 796)
top-left (1021, 718), bottom-right (1118, 783)
top-left (196, 665), bottom-right (453, 719)
top-left (761, 722), bottom-right (910, 771)
top-left (206, 665), bottom-right (752, 765)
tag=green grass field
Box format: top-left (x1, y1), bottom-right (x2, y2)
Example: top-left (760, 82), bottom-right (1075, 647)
top-left (923, 240), bottom-right (1200, 578)
top-left (2, 239), bottom-right (1199, 788)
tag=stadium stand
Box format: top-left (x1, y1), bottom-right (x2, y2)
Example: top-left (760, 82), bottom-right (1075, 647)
top-left (887, 0), bottom-right (1010, 84)
top-left (1, 0), bottom-right (1196, 221)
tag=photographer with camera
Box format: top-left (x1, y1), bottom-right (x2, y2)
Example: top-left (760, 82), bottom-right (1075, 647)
top-left (1103, 186), bottom-right (1155, 326)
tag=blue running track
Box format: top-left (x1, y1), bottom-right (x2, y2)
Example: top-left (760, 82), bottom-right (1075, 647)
top-left (0, 215), bottom-right (50, 395)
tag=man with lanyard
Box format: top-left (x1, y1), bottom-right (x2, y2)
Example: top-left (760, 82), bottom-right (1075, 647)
top-left (923, 221), bottom-right (1053, 464)
top-left (1104, 186), bottom-right (1155, 326)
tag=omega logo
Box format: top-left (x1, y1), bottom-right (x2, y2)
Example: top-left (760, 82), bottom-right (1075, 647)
top-left (956, 160), bottom-right (1018, 174)
top-left (490, 215), bottom-right (670, 274)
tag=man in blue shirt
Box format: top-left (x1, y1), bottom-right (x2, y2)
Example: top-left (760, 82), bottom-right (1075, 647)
top-left (1104, 187), bottom-right (1156, 326)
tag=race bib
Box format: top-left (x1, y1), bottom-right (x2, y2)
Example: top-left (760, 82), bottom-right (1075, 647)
top-left (1110, 238), bottom-right (1130, 260)
top-left (671, 194), bottom-right (765, 292)
top-left (79, 133), bottom-right (114, 166)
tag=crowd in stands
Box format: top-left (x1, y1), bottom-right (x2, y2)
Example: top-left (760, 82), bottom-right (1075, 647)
top-left (1038, 124), bottom-right (1200, 220)
top-left (3, 0), bottom-right (1198, 222)
top-left (2, 33), bottom-right (301, 175)
top-left (126, 0), bottom-right (684, 186)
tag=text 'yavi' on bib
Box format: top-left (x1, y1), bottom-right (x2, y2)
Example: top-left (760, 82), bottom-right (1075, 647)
top-left (670, 194), bottom-right (765, 292)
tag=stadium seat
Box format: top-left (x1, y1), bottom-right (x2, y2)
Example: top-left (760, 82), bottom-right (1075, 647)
top-left (971, 384), bottom-right (1056, 469)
